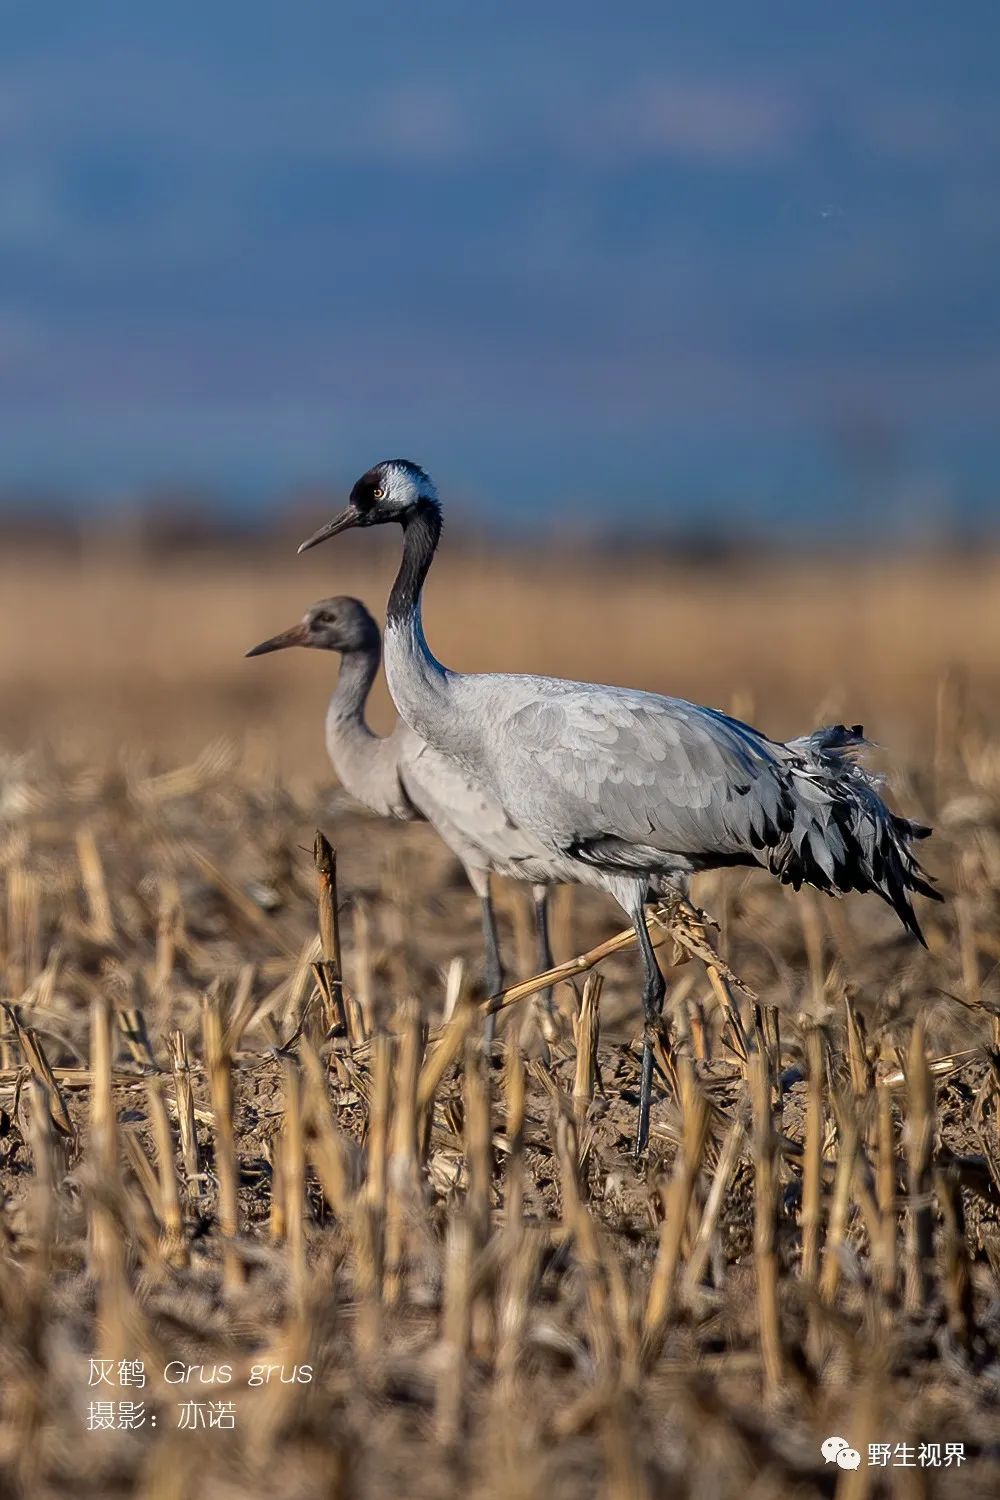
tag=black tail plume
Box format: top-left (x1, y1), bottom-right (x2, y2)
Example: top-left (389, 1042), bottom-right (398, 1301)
top-left (772, 723), bottom-right (942, 943)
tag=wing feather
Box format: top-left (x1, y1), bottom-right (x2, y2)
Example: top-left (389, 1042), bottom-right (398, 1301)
top-left (495, 687), bottom-right (792, 862)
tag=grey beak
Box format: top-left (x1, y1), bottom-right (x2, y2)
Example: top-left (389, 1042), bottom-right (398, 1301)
top-left (297, 505), bottom-right (359, 554)
top-left (245, 621), bottom-right (309, 657)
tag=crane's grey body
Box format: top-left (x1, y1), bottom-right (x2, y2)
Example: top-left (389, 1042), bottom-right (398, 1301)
top-left (388, 631), bottom-right (895, 893)
top-left (299, 460), bottom-right (940, 1154)
top-left (386, 623), bottom-right (783, 869)
top-left (315, 608), bottom-right (587, 892)
top-left (329, 608), bottom-right (685, 898)
top-left (393, 729), bottom-right (587, 895)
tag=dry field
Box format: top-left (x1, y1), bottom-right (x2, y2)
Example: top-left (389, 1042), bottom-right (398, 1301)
top-left (3, 540), bottom-right (1000, 764)
top-left (1, 541), bottom-right (1000, 1498)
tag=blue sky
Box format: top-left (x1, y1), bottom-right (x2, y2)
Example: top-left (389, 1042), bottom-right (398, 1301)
top-left (1, 3), bottom-right (997, 535)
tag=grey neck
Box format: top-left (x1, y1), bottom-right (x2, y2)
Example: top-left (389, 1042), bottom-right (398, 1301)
top-left (327, 642), bottom-right (380, 732)
top-left (324, 646), bottom-right (408, 817)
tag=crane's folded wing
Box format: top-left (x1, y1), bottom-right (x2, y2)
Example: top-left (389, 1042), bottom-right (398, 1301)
top-left (498, 688), bottom-right (794, 860)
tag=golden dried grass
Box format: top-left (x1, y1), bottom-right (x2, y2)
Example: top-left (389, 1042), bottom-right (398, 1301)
top-left (0, 544), bottom-right (998, 1496)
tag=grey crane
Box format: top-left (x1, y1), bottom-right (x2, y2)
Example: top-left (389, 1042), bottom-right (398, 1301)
top-left (246, 594), bottom-right (570, 1037)
top-left (298, 459), bottom-right (941, 1157)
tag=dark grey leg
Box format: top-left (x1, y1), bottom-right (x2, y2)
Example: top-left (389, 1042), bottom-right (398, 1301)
top-left (532, 884), bottom-right (556, 1026)
top-left (632, 902), bottom-right (667, 1158)
top-left (480, 891), bottom-right (504, 1050)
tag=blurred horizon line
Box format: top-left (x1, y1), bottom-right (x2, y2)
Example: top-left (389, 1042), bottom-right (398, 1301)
top-left (0, 479), bottom-right (997, 560)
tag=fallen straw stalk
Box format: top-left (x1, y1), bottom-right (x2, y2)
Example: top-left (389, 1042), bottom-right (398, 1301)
top-left (483, 900), bottom-right (755, 1021)
top-left (390, 948), bottom-right (982, 1154)
top-left (408, 902), bottom-right (750, 1108)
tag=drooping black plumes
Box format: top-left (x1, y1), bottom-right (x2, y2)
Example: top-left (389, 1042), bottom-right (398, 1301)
top-left (768, 723), bottom-right (941, 942)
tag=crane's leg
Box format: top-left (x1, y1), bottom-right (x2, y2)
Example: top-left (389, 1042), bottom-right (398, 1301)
top-left (626, 889), bottom-right (667, 1159)
top-left (531, 883), bottom-right (558, 1041)
top-left (475, 880), bottom-right (504, 1051)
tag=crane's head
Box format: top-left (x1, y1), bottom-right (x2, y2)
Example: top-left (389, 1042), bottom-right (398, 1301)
top-left (245, 596), bottom-right (380, 659)
top-left (297, 459), bottom-right (438, 552)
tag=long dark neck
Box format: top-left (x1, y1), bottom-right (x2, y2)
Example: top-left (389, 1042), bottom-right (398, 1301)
top-left (382, 496), bottom-right (460, 749)
top-left (386, 499), bottom-right (442, 628)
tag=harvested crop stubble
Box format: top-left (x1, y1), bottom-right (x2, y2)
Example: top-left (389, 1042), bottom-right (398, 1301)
top-left (0, 723), bottom-right (999, 1500)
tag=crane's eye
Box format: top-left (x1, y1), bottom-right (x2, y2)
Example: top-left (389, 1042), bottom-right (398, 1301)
top-left (373, 486), bottom-right (385, 499)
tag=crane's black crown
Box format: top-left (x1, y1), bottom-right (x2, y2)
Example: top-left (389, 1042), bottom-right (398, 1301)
top-left (297, 459), bottom-right (440, 554)
top-left (349, 459), bottom-right (439, 523)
